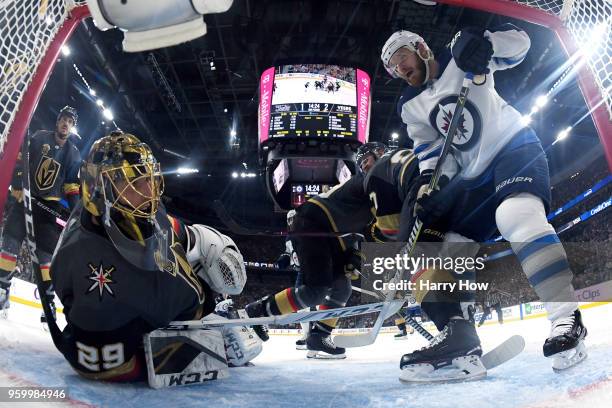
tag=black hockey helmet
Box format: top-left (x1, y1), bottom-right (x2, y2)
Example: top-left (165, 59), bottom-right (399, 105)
top-left (57, 105), bottom-right (78, 125)
top-left (356, 142), bottom-right (388, 173)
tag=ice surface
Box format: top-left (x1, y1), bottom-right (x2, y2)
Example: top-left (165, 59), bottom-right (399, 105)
top-left (1, 301), bottom-right (611, 408)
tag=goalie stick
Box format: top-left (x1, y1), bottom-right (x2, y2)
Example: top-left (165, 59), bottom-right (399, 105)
top-left (335, 72), bottom-right (479, 349)
top-left (166, 299), bottom-right (405, 330)
top-left (20, 134), bottom-right (65, 352)
top-left (212, 200), bottom-right (364, 239)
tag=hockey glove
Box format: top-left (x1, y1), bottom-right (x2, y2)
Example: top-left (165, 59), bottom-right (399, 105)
top-left (451, 27), bottom-right (493, 75)
top-left (414, 175), bottom-right (452, 226)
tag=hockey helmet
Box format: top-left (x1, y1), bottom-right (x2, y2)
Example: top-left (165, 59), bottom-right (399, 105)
top-left (81, 131), bottom-right (164, 219)
top-left (356, 142), bottom-right (388, 173)
top-left (57, 105), bottom-right (78, 126)
top-left (381, 30), bottom-right (434, 86)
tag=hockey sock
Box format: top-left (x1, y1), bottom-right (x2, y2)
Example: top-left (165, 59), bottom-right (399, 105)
top-left (496, 193), bottom-right (578, 321)
top-left (0, 251), bottom-right (17, 277)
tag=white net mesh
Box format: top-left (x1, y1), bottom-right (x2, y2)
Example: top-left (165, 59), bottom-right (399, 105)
top-left (0, 0), bottom-right (76, 156)
top-left (512, 0), bottom-right (612, 120)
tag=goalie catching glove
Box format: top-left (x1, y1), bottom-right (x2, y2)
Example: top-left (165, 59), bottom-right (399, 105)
top-left (186, 225), bottom-right (246, 295)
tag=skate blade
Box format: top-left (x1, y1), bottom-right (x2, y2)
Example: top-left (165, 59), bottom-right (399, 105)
top-left (399, 355), bottom-right (487, 384)
top-left (296, 345), bottom-right (307, 350)
top-left (394, 336), bottom-right (408, 340)
top-left (306, 351), bottom-right (346, 360)
top-left (0, 310), bottom-right (7, 319)
top-left (551, 341), bottom-right (587, 372)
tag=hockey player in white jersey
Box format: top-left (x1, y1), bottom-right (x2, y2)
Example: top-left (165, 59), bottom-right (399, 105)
top-left (381, 26), bottom-right (587, 374)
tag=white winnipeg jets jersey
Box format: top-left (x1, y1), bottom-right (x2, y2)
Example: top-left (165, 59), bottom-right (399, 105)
top-left (399, 25), bottom-right (531, 180)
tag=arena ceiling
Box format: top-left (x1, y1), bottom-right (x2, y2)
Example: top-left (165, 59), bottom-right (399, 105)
top-left (32, 0), bottom-right (602, 229)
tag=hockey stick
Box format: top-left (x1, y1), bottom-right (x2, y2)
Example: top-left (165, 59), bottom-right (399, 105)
top-left (20, 135), bottom-right (65, 352)
top-left (334, 72), bottom-right (478, 348)
top-left (212, 200), bottom-right (364, 239)
top-left (166, 299), bottom-right (405, 330)
top-left (351, 283), bottom-right (433, 340)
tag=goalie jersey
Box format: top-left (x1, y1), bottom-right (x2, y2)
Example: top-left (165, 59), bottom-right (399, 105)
top-left (398, 24), bottom-right (534, 180)
top-left (51, 204), bottom-right (213, 381)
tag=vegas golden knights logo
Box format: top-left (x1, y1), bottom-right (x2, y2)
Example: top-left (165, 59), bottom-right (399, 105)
top-left (35, 154), bottom-right (61, 191)
top-left (154, 231), bottom-right (204, 303)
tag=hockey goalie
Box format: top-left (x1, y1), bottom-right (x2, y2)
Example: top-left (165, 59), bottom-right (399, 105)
top-left (49, 131), bottom-right (262, 388)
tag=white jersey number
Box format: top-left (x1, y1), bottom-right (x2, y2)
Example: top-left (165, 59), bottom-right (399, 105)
top-left (76, 342), bottom-right (125, 371)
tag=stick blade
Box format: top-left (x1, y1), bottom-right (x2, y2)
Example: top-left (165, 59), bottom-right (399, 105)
top-left (482, 335), bottom-right (525, 370)
top-left (333, 300), bottom-right (404, 348)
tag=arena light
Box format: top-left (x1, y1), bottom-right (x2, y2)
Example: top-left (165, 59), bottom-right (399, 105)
top-left (96, 99), bottom-right (104, 106)
top-left (102, 108), bottom-right (114, 120)
top-left (230, 129), bottom-right (237, 137)
top-left (554, 126), bottom-right (573, 144)
top-left (89, 89), bottom-right (97, 96)
top-left (61, 45), bottom-right (71, 56)
top-left (582, 23), bottom-right (608, 58)
top-left (535, 95), bottom-right (548, 108)
top-left (520, 115), bottom-right (532, 126)
top-left (177, 167), bottom-right (199, 175)
top-left (391, 132), bottom-right (399, 140)
top-left (232, 172), bottom-right (238, 178)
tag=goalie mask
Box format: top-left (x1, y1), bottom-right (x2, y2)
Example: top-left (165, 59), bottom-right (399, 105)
top-left (187, 225), bottom-right (247, 295)
top-left (81, 131), bottom-right (168, 271)
top-left (381, 30), bottom-right (434, 86)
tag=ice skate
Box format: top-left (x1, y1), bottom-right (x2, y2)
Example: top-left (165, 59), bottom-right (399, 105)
top-left (543, 309), bottom-right (587, 371)
top-left (244, 297), bottom-right (270, 342)
top-left (399, 318), bottom-right (484, 383)
top-left (306, 324), bottom-right (346, 359)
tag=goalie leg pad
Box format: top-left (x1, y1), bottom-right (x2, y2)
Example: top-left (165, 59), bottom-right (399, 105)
top-left (144, 328), bottom-right (229, 389)
top-left (202, 313), bottom-right (263, 366)
top-left (223, 325), bottom-right (263, 367)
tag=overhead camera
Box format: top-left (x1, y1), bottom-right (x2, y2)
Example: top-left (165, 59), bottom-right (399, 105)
top-left (87, 0), bottom-right (234, 52)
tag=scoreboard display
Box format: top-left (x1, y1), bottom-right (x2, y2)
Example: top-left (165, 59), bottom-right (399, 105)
top-left (271, 103), bottom-right (356, 139)
top-left (259, 64), bottom-right (371, 144)
top-left (291, 183), bottom-right (331, 207)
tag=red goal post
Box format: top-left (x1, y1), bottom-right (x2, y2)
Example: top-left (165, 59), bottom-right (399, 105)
top-left (0, 2), bottom-right (90, 218)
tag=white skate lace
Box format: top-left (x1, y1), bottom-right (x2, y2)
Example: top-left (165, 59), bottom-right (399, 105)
top-left (322, 336), bottom-right (338, 349)
top-left (420, 325), bottom-right (449, 350)
top-left (550, 314), bottom-right (575, 337)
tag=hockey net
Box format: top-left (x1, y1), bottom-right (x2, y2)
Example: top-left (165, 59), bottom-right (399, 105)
top-left (0, 1), bottom-right (89, 217)
top-left (0, 0), bottom-right (610, 217)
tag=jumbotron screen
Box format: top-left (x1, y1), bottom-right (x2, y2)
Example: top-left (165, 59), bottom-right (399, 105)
top-left (259, 64), bottom-right (370, 144)
top-left (291, 183), bottom-right (332, 208)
